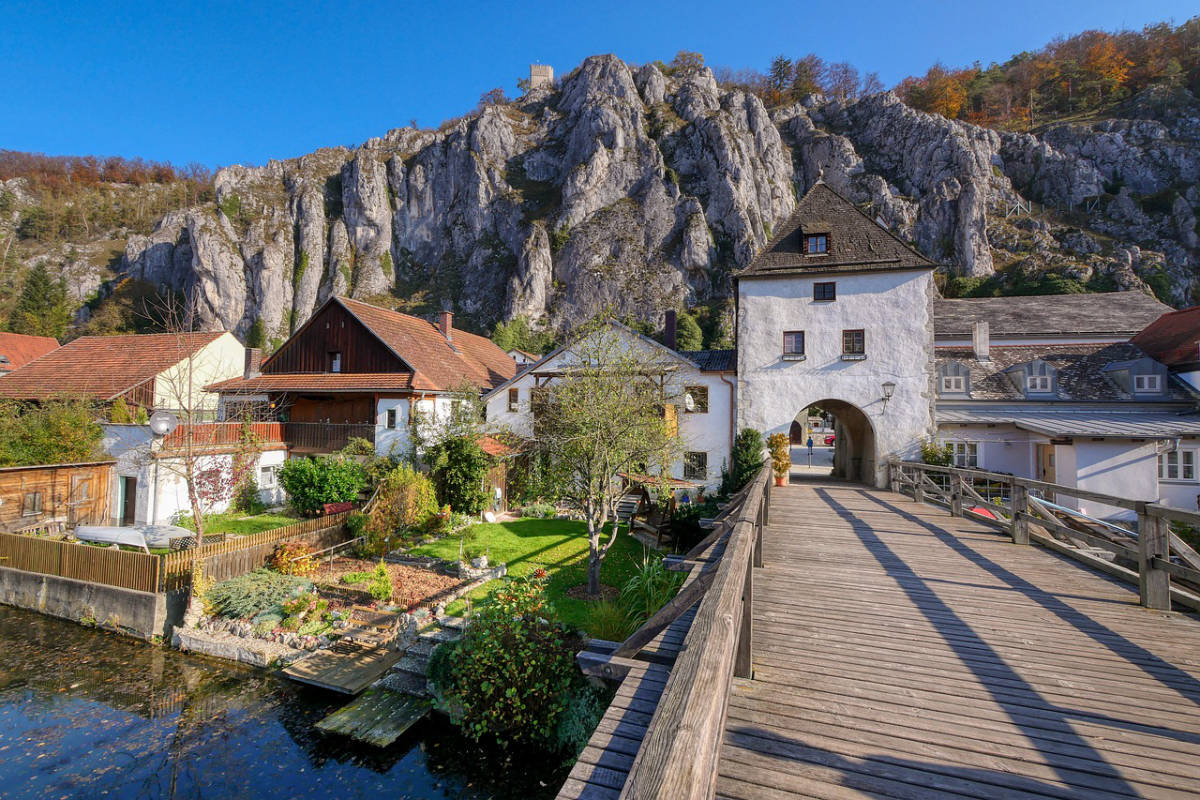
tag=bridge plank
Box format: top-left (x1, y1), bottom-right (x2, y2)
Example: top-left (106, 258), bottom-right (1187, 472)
top-left (715, 481), bottom-right (1200, 800)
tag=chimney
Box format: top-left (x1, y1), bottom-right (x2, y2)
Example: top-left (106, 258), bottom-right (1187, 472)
top-left (244, 347), bottom-right (262, 379)
top-left (438, 310), bottom-right (454, 342)
top-left (663, 310), bottom-right (677, 350)
top-left (972, 321), bottom-right (990, 362)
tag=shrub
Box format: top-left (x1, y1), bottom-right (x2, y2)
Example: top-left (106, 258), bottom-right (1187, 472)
top-left (205, 569), bottom-right (313, 619)
top-left (521, 501), bottom-right (557, 519)
top-left (268, 541), bottom-right (317, 577)
top-left (429, 572), bottom-right (582, 746)
top-left (341, 562), bottom-right (392, 602)
top-left (553, 684), bottom-right (610, 757)
top-left (767, 432), bottom-right (790, 479)
top-left (279, 592), bottom-right (329, 631)
top-left (233, 473), bottom-right (266, 514)
top-left (277, 456), bottom-right (366, 517)
top-left (731, 428), bottom-right (764, 490)
top-left (362, 464), bottom-right (438, 555)
top-left (620, 555), bottom-right (684, 624)
top-left (670, 496), bottom-right (724, 553)
top-left (586, 599), bottom-right (637, 640)
top-left (920, 439), bottom-right (955, 466)
top-left (109, 397), bottom-right (134, 423)
top-left (428, 436), bottom-right (490, 515)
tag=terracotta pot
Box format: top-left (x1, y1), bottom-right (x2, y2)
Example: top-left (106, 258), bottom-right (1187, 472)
top-left (775, 476), bottom-right (786, 486)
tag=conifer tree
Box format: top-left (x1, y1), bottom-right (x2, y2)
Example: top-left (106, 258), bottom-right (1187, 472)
top-left (9, 263), bottom-right (70, 339)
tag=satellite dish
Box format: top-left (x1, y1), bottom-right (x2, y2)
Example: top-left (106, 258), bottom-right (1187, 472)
top-left (148, 410), bottom-right (179, 437)
top-left (683, 393), bottom-right (696, 412)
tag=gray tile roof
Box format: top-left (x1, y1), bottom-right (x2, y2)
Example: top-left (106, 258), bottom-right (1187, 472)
top-left (935, 292), bottom-right (1170, 338)
top-left (937, 408), bottom-right (1200, 438)
top-left (739, 183), bottom-right (937, 278)
top-left (680, 349), bottom-right (737, 372)
top-left (936, 342), bottom-right (1194, 402)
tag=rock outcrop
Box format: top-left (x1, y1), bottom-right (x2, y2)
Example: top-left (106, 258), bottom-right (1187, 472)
top-left (108, 59), bottom-right (1200, 338)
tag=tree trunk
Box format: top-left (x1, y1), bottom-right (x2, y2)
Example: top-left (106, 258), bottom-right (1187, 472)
top-left (587, 515), bottom-right (602, 595)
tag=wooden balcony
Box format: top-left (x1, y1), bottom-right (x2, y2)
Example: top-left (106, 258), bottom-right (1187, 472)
top-left (159, 422), bottom-right (286, 452)
top-left (284, 422), bottom-right (376, 453)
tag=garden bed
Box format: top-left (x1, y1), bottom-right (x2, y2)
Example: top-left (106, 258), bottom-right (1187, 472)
top-left (312, 556), bottom-right (467, 611)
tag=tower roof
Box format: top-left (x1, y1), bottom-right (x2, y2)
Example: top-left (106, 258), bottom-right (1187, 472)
top-left (739, 183), bottom-right (937, 278)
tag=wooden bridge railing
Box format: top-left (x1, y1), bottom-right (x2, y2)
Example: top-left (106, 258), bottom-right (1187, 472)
top-left (889, 460), bottom-right (1200, 612)
top-left (582, 464), bottom-right (771, 800)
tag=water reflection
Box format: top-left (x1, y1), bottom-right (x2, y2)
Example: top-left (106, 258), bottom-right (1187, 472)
top-left (0, 607), bottom-right (564, 799)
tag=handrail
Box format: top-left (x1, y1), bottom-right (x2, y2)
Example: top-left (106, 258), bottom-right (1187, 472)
top-left (619, 464), bottom-right (770, 800)
top-left (889, 460), bottom-right (1200, 612)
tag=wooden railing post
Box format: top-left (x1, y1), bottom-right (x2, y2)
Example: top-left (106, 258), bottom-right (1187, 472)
top-left (762, 472), bottom-right (771, 527)
top-left (1138, 505), bottom-right (1171, 610)
top-left (1010, 482), bottom-right (1029, 545)
top-left (735, 551), bottom-right (753, 679)
top-left (888, 460), bottom-right (899, 494)
top-left (753, 496), bottom-right (764, 568)
top-left (913, 467), bottom-right (924, 505)
top-left (950, 472), bottom-right (964, 517)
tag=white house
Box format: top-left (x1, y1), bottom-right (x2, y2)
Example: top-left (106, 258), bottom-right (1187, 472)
top-left (483, 321), bottom-right (736, 493)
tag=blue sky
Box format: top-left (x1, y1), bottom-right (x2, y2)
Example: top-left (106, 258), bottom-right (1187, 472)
top-left (1, 0), bottom-right (1195, 168)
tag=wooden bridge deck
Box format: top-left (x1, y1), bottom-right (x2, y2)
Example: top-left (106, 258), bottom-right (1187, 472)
top-left (717, 480), bottom-right (1200, 800)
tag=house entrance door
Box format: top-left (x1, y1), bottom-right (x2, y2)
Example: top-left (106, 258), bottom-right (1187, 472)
top-left (1036, 444), bottom-right (1056, 503)
top-left (120, 476), bottom-right (137, 526)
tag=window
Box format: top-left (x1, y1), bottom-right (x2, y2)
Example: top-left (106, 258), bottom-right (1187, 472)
top-left (259, 465), bottom-right (277, 489)
top-left (72, 477), bottom-right (91, 501)
top-left (948, 442), bottom-right (978, 469)
top-left (783, 331), bottom-right (805, 360)
top-left (684, 385), bottom-right (709, 413)
top-left (1134, 374), bottom-right (1161, 393)
top-left (842, 329), bottom-right (865, 358)
top-left (813, 281), bottom-right (836, 301)
top-left (1026, 374), bottom-right (1052, 392)
top-left (328, 351), bottom-right (342, 373)
top-left (21, 491), bottom-right (42, 517)
top-left (941, 375), bottom-right (966, 393)
top-left (684, 451), bottom-right (708, 481)
top-left (386, 408), bottom-right (397, 429)
top-left (804, 234), bottom-right (828, 254)
top-left (1159, 450), bottom-right (1196, 482)
top-left (508, 387), bottom-right (519, 413)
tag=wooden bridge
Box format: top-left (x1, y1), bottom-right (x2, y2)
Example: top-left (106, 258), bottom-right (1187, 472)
top-left (560, 464), bottom-right (1200, 799)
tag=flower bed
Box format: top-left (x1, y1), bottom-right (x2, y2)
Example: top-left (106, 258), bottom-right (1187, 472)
top-left (312, 556), bottom-right (466, 611)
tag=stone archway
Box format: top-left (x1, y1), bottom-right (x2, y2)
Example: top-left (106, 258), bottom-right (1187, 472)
top-left (801, 399), bottom-right (877, 484)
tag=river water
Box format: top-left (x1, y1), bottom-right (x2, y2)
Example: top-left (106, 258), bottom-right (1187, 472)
top-left (0, 606), bottom-right (565, 799)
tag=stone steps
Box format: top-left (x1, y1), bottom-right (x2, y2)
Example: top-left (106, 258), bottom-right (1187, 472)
top-left (377, 624), bottom-right (462, 697)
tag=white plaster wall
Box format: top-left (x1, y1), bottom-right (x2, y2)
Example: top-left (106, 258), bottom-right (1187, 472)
top-left (101, 424), bottom-right (155, 524)
top-left (1160, 479), bottom-right (1200, 512)
top-left (674, 372), bottom-right (734, 488)
top-left (485, 373), bottom-right (537, 438)
top-left (1071, 440), bottom-right (1157, 520)
top-left (150, 447), bottom-right (290, 524)
top-left (153, 332), bottom-right (246, 414)
top-left (738, 270), bottom-right (936, 486)
top-left (374, 396), bottom-right (414, 458)
top-left (937, 424), bottom-right (1036, 476)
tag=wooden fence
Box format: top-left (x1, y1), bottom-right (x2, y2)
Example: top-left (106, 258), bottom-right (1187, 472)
top-left (0, 530), bottom-right (161, 593)
top-left (160, 511), bottom-right (353, 589)
top-left (889, 460), bottom-right (1200, 612)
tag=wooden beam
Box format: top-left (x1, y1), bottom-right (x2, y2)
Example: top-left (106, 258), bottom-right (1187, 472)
top-left (612, 569), bottom-right (715, 659)
top-left (1010, 484), bottom-right (1029, 545)
top-left (577, 651), bottom-right (647, 681)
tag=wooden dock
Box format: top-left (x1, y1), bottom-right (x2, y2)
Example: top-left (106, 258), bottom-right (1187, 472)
top-left (282, 639), bottom-right (405, 694)
top-left (315, 688), bottom-right (428, 746)
top-left (559, 468), bottom-right (1200, 799)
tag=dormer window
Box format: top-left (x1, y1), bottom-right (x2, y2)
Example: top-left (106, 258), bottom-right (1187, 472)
top-left (1026, 375), bottom-right (1051, 392)
top-left (1134, 374), bottom-right (1161, 393)
top-left (328, 351), bottom-right (342, 373)
top-left (941, 375), bottom-right (966, 393)
top-left (804, 234), bottom-right (828, 254)
top-left (1022, 359), bottom-right (1056, 395)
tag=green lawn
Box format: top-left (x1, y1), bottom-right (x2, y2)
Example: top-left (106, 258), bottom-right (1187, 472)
top-left (178, 511), bottom-right (297, 536)
top-left (408, 518), bottom-right (652, 632)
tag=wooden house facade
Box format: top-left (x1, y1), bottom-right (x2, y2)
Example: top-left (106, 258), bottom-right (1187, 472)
top-left (0, 461), bottom-right (114, 534)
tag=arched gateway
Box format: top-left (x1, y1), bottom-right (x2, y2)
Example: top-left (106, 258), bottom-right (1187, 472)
top-left (735, 183), bottom-right (938, 486)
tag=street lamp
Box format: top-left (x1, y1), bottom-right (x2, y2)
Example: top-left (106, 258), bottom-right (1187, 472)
top-left (881, 381), bottom-right (896, 411)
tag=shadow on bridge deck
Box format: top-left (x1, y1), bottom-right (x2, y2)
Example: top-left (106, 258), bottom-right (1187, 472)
top-left (718, 480), bottom-right (1200, 800)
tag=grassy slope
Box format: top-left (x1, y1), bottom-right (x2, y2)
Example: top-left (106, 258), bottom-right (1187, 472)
top-left (409, 518), bottom-right (650, 631)
top-left (179, 512), bottom-right (297, 536)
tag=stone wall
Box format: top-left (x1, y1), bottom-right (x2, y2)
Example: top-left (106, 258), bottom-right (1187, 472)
top-left (0, 565), bottom-right (175, 639)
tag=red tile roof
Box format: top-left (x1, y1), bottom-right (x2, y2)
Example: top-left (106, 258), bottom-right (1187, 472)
top-left (337, 298), bottom-right (516, 391)
top-left (0, 332), bottom-right (224, 401)
top-left (478, 435), bottom-right (514, 457)
top-left (0, 332), bottom-right (59, 373)
top-left (1131, 306), bottom-right (1200, 368)
top-left (208, 372), bottom-right (416, 393)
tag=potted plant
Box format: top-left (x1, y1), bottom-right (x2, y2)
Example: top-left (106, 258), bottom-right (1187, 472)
top-left (767, 432), bottom-right (791, 486)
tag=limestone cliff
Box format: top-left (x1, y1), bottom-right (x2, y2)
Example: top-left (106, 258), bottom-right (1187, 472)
top-left (103, 57), bottom-right (1200, 339)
